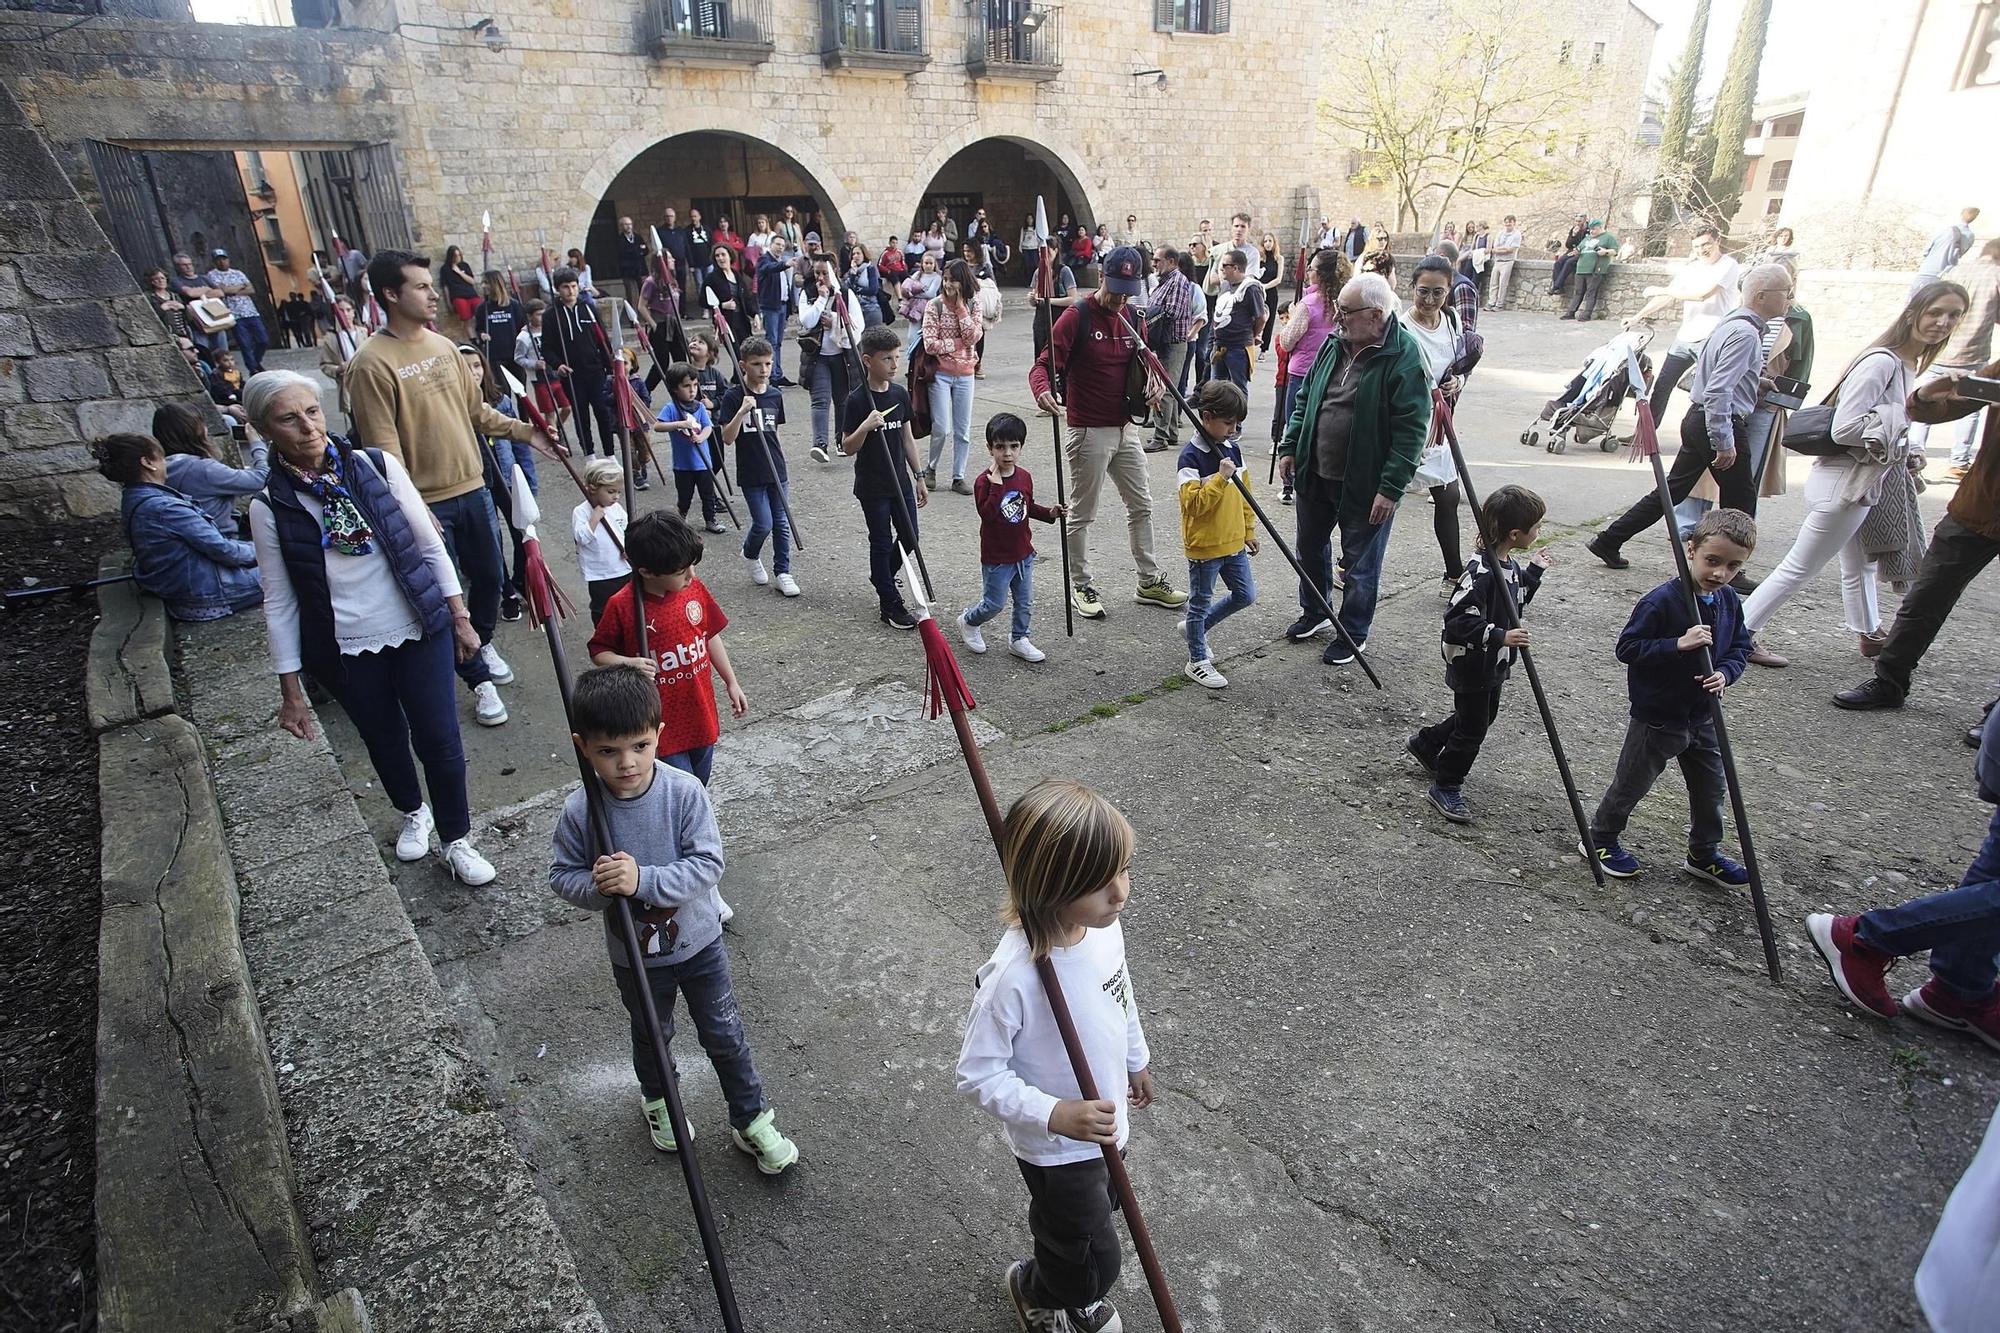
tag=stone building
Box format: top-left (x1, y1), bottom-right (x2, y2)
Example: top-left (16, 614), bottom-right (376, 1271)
top-left (0, 0), bottom-right (1661, 519)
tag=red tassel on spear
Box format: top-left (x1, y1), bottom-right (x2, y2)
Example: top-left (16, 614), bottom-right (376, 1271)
top-left (894, 545), bottom-right (1184, 1333)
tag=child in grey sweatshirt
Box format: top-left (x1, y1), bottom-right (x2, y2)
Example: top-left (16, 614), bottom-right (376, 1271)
top-left (549, 664), bottom-right (798, 1172)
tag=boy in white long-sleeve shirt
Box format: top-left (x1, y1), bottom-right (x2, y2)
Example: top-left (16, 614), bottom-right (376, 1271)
top-left (571, 455), bottom-right (631, 624)
top-left (956, 779), bottom-right (1153, 1333)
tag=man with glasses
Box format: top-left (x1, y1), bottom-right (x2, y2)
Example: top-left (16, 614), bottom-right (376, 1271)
top-left (1275, 273), bottom-right (1432, 664)
top-left (1142, 244), bottom-right (1204, 451)
top-left (1209, 251), bottom-right (1265, 395)
top-left (1588, 265), bottom-right (1797, 575)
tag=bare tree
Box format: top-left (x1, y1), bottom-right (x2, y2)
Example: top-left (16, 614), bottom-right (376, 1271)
top-left (1319, 1), bottom-right (1595, 235)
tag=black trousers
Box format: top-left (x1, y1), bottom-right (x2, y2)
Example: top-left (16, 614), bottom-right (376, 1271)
top-left (1600, 409), bottom-right (1758, 553)
top-left (674, 467), bottom-right (721, 522)
top-left (568, 365), bottom-right (617, 457)
top-left (1873, 514), bottom-right (2000, 696)
top-left (1017, 1155), bottom-right (1121, 1310)
top-left (1647, 347), bottom-right (1698, 421)
top-left (1415, 684), bottom-right (1505, 787)
top-left (1430, 480), bottom-right (1464, 580)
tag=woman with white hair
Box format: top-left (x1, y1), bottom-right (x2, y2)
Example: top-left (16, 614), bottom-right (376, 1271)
top-left (243, 369), bottom-right (497, 885)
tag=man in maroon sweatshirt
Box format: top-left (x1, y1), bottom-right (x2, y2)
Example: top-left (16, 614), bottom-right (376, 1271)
top-left (1029, 245), bottom-right (1187, 620)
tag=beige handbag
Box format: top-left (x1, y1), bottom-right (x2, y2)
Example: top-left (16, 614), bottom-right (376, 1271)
top-left (187, 297), bottom-right (237, 334)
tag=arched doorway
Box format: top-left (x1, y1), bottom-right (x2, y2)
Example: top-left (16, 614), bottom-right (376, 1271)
top-left (912, 136), bottom-right (1093, 267)
top-left (583, 131), bottom-right (849, 283)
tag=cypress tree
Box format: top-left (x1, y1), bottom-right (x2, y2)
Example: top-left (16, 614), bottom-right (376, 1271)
top-left (1704, 0), bottom-right (1773, 228)
top-left (1646, 0), bottom-right (1710, 255)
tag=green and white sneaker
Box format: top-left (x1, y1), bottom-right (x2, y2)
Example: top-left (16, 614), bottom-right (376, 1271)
top-left (729, 1108), bottom-right (799, 1175)
top-left (641, 1096), bottom-right (692, 1152)
top-left (1070, 583), bottom-right (1106, 620)
top-left (1134, 575), bottom-right (1188, 609)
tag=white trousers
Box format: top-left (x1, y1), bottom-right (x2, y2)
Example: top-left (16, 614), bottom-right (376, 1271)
top-left (1741, 464), bottom-right (1880, 636)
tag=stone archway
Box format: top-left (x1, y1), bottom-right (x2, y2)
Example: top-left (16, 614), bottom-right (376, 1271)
top-left (906, 128), bottom-right (1101, 246)
top-left (567, 119), bottom-right (858, 262)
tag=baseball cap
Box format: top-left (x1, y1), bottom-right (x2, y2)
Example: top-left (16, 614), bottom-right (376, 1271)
top-left (212, 248), bottom-right (229, 257)
top-left (1588, 218), bottom-right (1604, 227)
top-left (1100, 245), bottom-right (1144, 295)
top-left (805, 231), bottom-right (822, 244)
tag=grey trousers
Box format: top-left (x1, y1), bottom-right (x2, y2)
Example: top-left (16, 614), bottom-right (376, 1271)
top-left (1590, 715), bottom-right (1728, 858)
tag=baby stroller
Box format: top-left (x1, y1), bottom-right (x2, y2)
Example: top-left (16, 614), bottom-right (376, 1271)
top-left (1523, 328), bottom-right (1653, 454)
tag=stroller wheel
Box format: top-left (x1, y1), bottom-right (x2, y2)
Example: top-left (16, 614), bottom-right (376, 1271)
top-left (1600, 435), bottom-right (1621, 452)
top-left (1523, 428), bottom-right (1541, 449)
top-left (1550, 437), bottom-right (1568, 455)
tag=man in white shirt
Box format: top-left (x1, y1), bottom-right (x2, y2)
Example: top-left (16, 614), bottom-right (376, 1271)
top-left (1622, 224), bottom-right (1744, 419)
top-left (205, 247), bottom-right (270, 375)
top-left (1913, 207), bottom-right (1979, 295)
top-left (1487, 214), bottom-right (1524, 311)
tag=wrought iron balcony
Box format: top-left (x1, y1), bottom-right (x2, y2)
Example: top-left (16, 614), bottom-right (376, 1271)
top-left (968, 1), bottom-right (1061, 80)
top-left (651, 0), bottom-right (774, 65)
top-left (820, 0), bottom-right (929, 72)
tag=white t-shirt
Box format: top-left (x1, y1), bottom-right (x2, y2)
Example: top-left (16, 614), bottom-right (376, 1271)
top-left (956, 922), bottom-right (1151, 1167)
top-left (1674, 255), bottom-right (1743, 346)
top-left (1404, 306), bottom-right (1460, 388)
top-left (571, 499), bottom-right (630, 582)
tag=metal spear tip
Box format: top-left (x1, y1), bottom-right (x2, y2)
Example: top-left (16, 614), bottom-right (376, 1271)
top-left (897, 545), bottom-right (932, 619)
top-left (482, 210), bottom-right (491, 229)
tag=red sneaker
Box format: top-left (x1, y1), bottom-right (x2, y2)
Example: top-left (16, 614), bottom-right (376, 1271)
top-left (1805, 914), bottom-right (1897, 1018)
top-left (1903, 979), bottom-right (2000, 1053)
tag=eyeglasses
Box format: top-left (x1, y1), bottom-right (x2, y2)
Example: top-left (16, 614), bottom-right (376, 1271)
top-left (1414, 285), bottom-right (1449, 298)
top-left (1336, 303), bottom-right (1376, 317)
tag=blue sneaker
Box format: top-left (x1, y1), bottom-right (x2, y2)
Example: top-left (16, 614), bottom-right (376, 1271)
top-left (1427, 783), bottom-right (1471, 823)
top-left (1583, 839), bottom-right (1641, 878)
top-left (1684, 853), bottom-right (1749, 888)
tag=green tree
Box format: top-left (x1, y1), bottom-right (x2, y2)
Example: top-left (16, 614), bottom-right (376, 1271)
top-left (1646, 0), bottom-right (1710, 255)
top-left (1704, 0), bottom-right (1773, 227)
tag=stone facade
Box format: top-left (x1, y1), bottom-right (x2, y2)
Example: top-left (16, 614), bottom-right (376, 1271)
top-left (0, 80), bottom-right (212, 521)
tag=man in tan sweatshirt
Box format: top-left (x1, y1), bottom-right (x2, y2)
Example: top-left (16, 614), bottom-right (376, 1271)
top-left (348, 250), bottom-right (552, 720)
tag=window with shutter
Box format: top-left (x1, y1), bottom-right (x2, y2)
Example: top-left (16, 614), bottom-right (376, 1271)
top-left (1155, 0), bottom-right (1175, 31)
top-left (1210, 0), bottom-right (1229, 32)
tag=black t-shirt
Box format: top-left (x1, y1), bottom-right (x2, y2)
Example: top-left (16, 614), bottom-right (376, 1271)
top-left (719, 384), bottom-right (787, 488)
top-left (1216, 280), bottom-right (1266, 348)
top-left (696, 365), bottom-right (728, 417)
top-left (480, 299), bottom-right (525, 364)
top-left (443, 265), bottom-right (479, 300)
top-left (842, 383), bottom-right (915, 499)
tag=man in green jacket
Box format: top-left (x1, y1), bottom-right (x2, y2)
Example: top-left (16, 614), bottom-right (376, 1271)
top-left (1276, 272), bottom-right (1433, 664)
top-left (1562, 220), bottom-right (1619, 322)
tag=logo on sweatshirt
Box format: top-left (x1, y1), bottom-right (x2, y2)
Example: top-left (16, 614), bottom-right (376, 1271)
top-left (1102, 962), bottom-right (1130, 1011)
top-left (998, 488), bottom-right (1027, 524)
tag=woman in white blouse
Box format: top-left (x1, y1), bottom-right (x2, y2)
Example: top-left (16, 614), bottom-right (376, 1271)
top-left (1743, 281), bottom-right (1968, 662)
top-left (244, 369), bottom-right (497, 885)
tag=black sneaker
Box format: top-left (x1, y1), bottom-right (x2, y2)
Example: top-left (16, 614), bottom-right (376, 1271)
top-left (1428, 783), bottom-right (1472, 823)
top-left (1069, 1296), bottom-right (1121, 1332)
top-left (1833, 677), bottom-right (1905, 711)
top-left (634, 472), bottom-right (651, 491)
top-left (1005, 1261), bottom-right (1073, 1333)
top-left (499, 593), bottom-right (523, 623)
top-left (1405, 733), bottom-right (1435, 776)
top-left (1285, 613), bottom-right (1332, 640)
top-left (1585, 534), bottom-right (1628, 569)
top-left (1322, 637), bottom-right (1367, 666)
top-left (881, 605), bottom-right (917, 631)
top-left (1280, 486), bottom-right (1294, 505)
top-left (1729, 571), bottom-right (1759, 595)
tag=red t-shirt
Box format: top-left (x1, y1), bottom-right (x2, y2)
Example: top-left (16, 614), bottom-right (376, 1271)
top-left (586, 578), bottom-right (728, 756)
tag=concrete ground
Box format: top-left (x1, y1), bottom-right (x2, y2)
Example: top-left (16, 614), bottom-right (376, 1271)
top-left (269, 290), bottom-right (2000, 1331)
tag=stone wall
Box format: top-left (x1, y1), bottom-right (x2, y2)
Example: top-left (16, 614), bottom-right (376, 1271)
top-left (0, 80), bottom-right (210, 522)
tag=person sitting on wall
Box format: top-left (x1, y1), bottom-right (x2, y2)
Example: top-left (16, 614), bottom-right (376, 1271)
top-left (94, 429), bottom-right (264, 623)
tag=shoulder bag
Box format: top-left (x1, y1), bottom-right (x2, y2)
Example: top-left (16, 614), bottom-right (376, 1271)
top-left (1783, 347), bottom-right (1896, 457)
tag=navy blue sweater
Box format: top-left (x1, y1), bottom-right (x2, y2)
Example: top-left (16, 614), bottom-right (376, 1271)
top-left (1615, 580), bottom-right (1749, 726)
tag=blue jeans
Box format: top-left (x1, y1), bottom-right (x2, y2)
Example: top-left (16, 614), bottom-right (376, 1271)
top-left (1191, 322), bottom-right (1214, 388)
top-left (232, 314), bottom-right (270, 375)
top-left (428, 487), bottom-right (504, 689)
top-left (1185, 549), bottom-right (1255, 662)
top-left (760, 306), bottom-right (788, 378)
top-left (927, 371), bottom-right (975, 480)
top-left (1858, 805), bottom-right (2000, 1000)
top-left (965, 557), bottom-right (1033, 642)
top-left (329, 630), bottom-right (471, 841)
top-left (1292, 468), bottom-right (1392, 646)
top-left (805, 351), bottom-right (851, 453)
top-left (1216, 344), bottom-right (1251, 395)
top-left (664, 744), bottom-right (714, 786)
top-left (741, 482), bottom-right (792, 573)
top-left (859, 488), bottom-right (919, 611)
top-left (610, 937), bottom-right (767, 1129)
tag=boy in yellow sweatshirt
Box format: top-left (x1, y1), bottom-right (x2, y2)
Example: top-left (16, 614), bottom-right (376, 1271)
top-left (1176, 380), bottom-right (1258, 689)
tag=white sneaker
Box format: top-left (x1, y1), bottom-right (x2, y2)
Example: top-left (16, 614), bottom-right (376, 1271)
top-left (1184, 658), bottom-right (1228, 689)
top-left (774, 572), bottom-right (800, 598)
top-left (712, 888), bottom-right (734, 924)
top-left (474, 681), bottom-right (509, 726)
top-left (746, 555), bottom-right (769, 585)
top-left (443, 837), bottom-right (496, 886)
top-left (1009, 637), bottom-right (1046, 663)
top-left (395, 803), bottom-right (434, 862)
top-left (958, 611), bottom-right (988, 654)
top-left (480, 643), bottom-right (514, 685)
top-left (810, 445), bottom-right (829, 463)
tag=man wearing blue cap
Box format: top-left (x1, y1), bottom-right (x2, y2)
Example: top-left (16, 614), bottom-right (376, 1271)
top-left (1029, 245), bottom-right (1187, 619)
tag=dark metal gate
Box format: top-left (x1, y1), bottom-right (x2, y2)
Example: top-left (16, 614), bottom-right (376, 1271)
top-left (83, 140), bottom-right (266, 307)
top-left (297, 143), bottom-right (415, 260)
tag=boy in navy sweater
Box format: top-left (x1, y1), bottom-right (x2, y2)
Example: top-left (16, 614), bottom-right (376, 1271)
top-left (1588, 509), bottom-right (1756, 884)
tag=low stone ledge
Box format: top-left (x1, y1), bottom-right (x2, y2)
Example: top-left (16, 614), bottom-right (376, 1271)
top-left (94, 712), bottom-right (319, 1332)
top-left (85, 552), bottom-right (172, 732)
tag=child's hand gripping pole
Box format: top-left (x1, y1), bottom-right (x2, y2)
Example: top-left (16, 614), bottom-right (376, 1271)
top-left (521, 556), bottom-right (744, 1332)
top-left (1622, 355), bottom-right (1782, 983)
top-left (1117, 305), bottom-right (1381, 689)
top-left (894, 545), bottom-right (1185, 1333)
top-left (1430, 391), bottom-right (1602, 887)
top-left (709, 312), bottom-right (804, 552)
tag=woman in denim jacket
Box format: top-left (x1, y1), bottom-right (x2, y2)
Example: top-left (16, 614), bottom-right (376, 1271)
top-left (98, 430), bottom-right (263, 622)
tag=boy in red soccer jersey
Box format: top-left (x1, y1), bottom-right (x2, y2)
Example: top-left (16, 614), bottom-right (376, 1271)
top-left (588, 511), bottom-right (749, 920)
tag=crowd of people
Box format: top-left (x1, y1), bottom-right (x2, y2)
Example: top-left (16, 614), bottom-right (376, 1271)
top-left (100, 195), bottom-right (2000, 1333)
